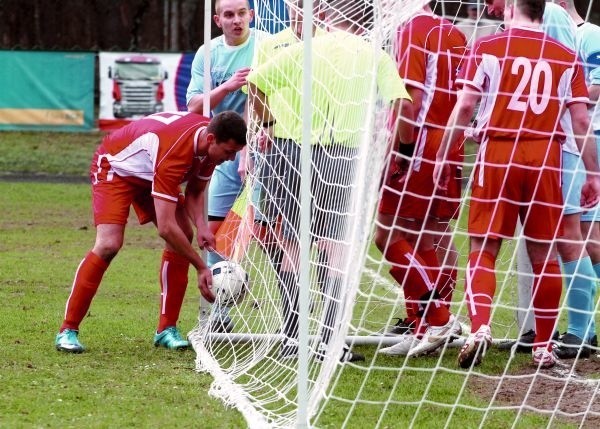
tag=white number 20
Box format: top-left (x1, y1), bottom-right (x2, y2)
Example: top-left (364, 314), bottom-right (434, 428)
top-left (507, 57), bottom-right (552, 115)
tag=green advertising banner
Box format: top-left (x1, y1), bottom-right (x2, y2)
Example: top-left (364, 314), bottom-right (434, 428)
top-left (0, 51), bottom-right (94, 131)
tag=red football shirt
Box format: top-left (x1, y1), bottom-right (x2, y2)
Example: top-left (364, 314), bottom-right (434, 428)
top-left (98, 111), bottom-right (216, 202)
top-left (457, 27), bottom-right (589, 142)
top-left (395, 12), bottom-right (468, 127)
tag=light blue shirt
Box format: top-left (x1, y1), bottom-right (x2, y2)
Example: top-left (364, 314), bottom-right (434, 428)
top-left (542, 2), bottom-right (576, 50)
top-left (576, 22), bottom-right (600, 131)
top-left (186, 29), bottom-right (265, 114)
top-left (186, 29), bottom-right (266, 216)
top-left (542, 2), bottom-right (579, 153)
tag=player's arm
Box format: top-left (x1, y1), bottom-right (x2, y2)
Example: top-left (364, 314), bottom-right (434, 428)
top-left (154, 197), bottom-right (215, 302)
top-left (188, 68), bottom-right (252, 114)
top-left (435, 87), bottom-right (480, 190)
top-left (391, 96), bottom-right (416, 147)
top-left (185, 45), bottom-right (251, 114)
top-left (247, 83), bottom-right (274, 123)
top-left (247, 82), bottom-right (276, 152)
top-left (569, 102), bottom-right (600, 208)
top-left (589, 84), bottom-right (600, 103)
top-left (184, 176), bottom-right (215, 250)
top-left (384, 96), bottom-right (415, 187)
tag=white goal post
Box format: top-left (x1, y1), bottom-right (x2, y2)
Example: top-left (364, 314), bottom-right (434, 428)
top-left (188, 1), bottom-right (600, 428)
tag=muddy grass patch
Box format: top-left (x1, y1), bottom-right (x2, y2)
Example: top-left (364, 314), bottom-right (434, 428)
top-left (468, 354), bottom-right (600, 427)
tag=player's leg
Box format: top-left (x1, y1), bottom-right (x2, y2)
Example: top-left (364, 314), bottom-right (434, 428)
top-left (428, 148), bottom-right (463, 309)
top-left (523, 141), bottom-right (565, 368)
top-left (458, 139), bottom-right (521, 367)
top-left (497, 227), bottom-right (537, 353)
top-left (375, 216), bottom-right (450, 357)
top-left (56, 164), bottom-right (132, 353)
top-left (373, 214), bottom-right (420, 337)
top-left (526, 240), bottom-right (562, 368)
top-left (578, 132), bottom-right (600, 350)
top-left (315, 239), bottom-right (364, 362)
top-left (275, 140), bottom-right (302, 358)
top-left (555, 151), bottom-right (595, 359)
top-left (430, 221), bottom-right (458, 306)
top-left (252, 141), bottom-right (285, 275)
top-left (56, 224), bottom-right (125, 353)
top-left (375, 152), bottom-right (426, 338)
top-left (379, 223), bottom-right (461, 358)
top-left (580, 219), bottom-right (600, 348)
top-left (556, 213), bottom-right (595, 358)
top-left (312, 144), bottom-right (364, 362)
top-left (579, 133), bottom-right (600, 347)
top-left (395, 148), bottom-right (462, 357)
top-left (153, 199), bottom-right (193, 350)
top-left (516, 234), bottom-right (536, 340)
top-left (457, 236), bottom-right (500, 368)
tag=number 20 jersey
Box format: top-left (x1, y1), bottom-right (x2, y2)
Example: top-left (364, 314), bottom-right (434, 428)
top-left (457, 27), bottom-right (589, 143)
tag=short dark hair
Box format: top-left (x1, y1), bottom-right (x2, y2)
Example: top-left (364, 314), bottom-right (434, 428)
top-left (207, 111), bottom-right (247, 147)
top-left (515, 0), bottom-right (545, 22)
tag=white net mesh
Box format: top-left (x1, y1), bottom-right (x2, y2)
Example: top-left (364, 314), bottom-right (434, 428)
top-left (189, 1), bottom-right (600, 427)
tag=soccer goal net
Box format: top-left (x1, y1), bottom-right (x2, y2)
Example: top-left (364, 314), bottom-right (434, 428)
top-left (188, 0), bottom-right (600, 427)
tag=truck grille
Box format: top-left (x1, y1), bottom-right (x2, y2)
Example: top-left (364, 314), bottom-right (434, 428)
top-left (121, 86), bottom-right (156, 113)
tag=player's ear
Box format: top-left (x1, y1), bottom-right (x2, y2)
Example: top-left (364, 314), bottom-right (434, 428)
top-left (206, 133), bottom-right (216, 146)
top-left (248, 8), bottom-right (254, 23)
top-left (214, 14), bottom-right (221, 28)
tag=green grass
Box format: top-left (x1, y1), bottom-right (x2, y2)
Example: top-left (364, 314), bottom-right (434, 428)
top-left (0, 131), bottom-right (588, 428)
top-left (0, 181), bottom-right (247, 428)
top-left (0, 130), bottom-right (101, 177)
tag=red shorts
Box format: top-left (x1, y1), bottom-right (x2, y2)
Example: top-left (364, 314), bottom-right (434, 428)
top-left (379, 127), bottom-right (463, 221)
top-left (90, 150), bottom-right (182, 226)
top-left (468, 138), bottom-right (563, 240)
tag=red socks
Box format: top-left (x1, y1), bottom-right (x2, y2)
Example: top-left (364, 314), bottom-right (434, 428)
top-left (466, 250), bottom-right (496, 333)
top-left (532, 261), bottom-right (561, 350)
top-left (386, 239), bottom-right (449, 327)
top-left (157, 250), bottom-right (190, 333)
top-left (60, 251), bottom-right (109, 332)
top-left (438, 267), bottom-right (457, 305)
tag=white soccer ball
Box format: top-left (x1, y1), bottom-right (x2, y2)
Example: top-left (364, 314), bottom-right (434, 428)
top-left (211, 260), bottom-right (249, 307)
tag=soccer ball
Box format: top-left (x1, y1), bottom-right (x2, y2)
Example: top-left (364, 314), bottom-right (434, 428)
top-left (211, 260), bottom-right (249, 307)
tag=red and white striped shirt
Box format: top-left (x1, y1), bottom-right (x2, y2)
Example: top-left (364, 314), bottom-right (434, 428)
top-left (395, 12), bottom-right (468, 128)
top-left (95, 111), bottom-right (216, 202)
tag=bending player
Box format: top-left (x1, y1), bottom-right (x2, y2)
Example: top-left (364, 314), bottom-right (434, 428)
top-left (55, 111), bottom-right (247, 353)
top-left (436, 0), bottom-right (600, 369)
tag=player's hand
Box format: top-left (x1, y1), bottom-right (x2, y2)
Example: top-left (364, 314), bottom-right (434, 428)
top-left (237, 146), bottom-right (248, 181)
top-left (197, 228), bottom-right (216, 251)
top-left (581, 176), bottom-right (600, 209)
top-left (223, 67), bottom-right (251, 92)
top-left (256, 127), bottom-right (274, 152)
top-left (433, 161), bottom-right (450, 193)
top-left (385, 154), bottom-right (410, 187)
top-left (197, 266), bottom-right (215, 303)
